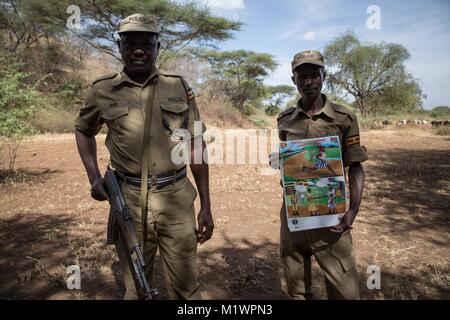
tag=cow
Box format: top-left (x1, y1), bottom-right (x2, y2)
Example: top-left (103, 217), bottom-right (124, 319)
top-left (396, 119), bottom-right (407, 128)
top-left (432, 120), bottom-right (444, 127)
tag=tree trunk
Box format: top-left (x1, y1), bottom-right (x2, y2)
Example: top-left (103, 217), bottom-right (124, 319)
top-left (356, 98), bottom-right (368, 117)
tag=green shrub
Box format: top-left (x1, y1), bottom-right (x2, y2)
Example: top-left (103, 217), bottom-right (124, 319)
top-left (433, 126), bottom-right (450, 136)
top-left (265, 105), bottom-right (281, 116)
top-left (0, 53), bottom-right (45, 171)
top-left (0, 54), bottom-right (43, 137)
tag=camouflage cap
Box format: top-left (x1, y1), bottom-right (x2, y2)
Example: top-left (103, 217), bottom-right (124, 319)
top-left (118, 13), bottom-right (159, 35)
top-left (291, 50), bottom-right (324, 71)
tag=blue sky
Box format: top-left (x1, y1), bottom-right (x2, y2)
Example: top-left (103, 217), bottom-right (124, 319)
top-left (179, 0), bottom-right (450, 109)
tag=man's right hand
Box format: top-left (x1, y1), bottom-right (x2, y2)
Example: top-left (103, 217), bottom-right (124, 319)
top-left (91, 177), bottom-right (109, 201)
top-left (268, 152), bottom-right (280, 170)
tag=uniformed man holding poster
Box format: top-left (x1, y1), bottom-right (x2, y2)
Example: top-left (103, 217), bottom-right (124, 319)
top-left (270, 50), bottom-right (368, 299)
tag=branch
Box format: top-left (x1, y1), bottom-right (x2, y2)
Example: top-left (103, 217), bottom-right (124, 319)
top-left (330, 75), bottom-right (358, 98)
top-left (365, 55), bottom-right (389, 95)
top-left (91, 0), bottom-right (117, 30)
top-left (68, 29), bottom-right (121, 62)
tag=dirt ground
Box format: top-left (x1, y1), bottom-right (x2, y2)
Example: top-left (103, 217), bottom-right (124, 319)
top-left (0, 127), bottom-right (449, 300)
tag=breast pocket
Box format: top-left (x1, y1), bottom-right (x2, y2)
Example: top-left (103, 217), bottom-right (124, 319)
top-left (314, 124), bottom-right (342, 140)
top-left (160, 102), bottom-right (190, 136)
top-left (102, 102), bottom-right (129, 137)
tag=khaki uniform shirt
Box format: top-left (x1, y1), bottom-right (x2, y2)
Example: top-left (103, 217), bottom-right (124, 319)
top-left (74, 68), bottom-right (206, 175)
top-left (277, 94), bottom-right (368, 166)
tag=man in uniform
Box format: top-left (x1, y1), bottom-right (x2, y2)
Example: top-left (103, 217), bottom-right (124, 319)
top-left (271, 50), bottom-right (368, 299)
top-left (74, 13), bottom-right (213, 300)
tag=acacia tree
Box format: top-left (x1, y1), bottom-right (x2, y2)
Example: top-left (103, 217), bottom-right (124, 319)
top-left (365, 71), bottom-right (423, 115)
top-left (0, 0), bottom-right (242, 62)
top-left (323, 32), bottom-right (422, 117)
top-left (265, 85), bottom-right (296, 115)
top-left (0, 0), bottom-right (52, 52)
top-left (197, 49), bottom-right (278, 114)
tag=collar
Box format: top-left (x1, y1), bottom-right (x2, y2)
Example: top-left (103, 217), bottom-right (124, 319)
top-left (112, 66), bottom-right (159, 87)
top-left (289, 94), bottom-right (336, 120)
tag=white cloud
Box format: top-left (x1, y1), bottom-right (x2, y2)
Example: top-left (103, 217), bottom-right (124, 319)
top-left (303, 31), bottom-right (315, 40)
top-left (280, 0), bottom-right (352, 41)
top-left (282, 24), bottom-right (349, 42)
top-left (202, 0), bottom-right (245, 10)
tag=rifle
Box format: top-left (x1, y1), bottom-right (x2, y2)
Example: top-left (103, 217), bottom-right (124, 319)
top-left (104, 168), bottom-right (158, 300)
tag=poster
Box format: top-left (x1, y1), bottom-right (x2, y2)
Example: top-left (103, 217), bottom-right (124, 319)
top-left (280, 136), bottom-right (348, 232)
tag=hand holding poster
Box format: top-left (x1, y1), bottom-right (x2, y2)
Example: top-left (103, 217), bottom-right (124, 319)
top-left (280, 136), bottom-right (348, 231)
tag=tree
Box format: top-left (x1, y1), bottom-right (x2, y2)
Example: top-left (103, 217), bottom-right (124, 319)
top-left (0, 53), bottom-right (40, 172)
top-left (0, 0), bottom-right (54, 53)
top-left (323, 31), bottom-right (422, 116)
top-left (197, 49), bottom-right (278, 114)
top-left (364, 72), bottom-right (423, 115)
top-left (265, 85), bottom-right (295, 115)
top-left (0, 0), bottom-right (242, 63)
top-left (159, 49), bottom-right (209, 90)
top-left (431, 106), bottom-right (450, 118)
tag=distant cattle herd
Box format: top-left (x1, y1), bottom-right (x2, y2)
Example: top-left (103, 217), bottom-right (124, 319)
top-left (379, 119), bottom-right (450, 128)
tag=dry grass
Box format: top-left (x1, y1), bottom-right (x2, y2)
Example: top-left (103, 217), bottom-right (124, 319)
top-left (196, 95), bottom-right (254, 128)
top-left (30, 109), bottom-right (78, 134)
top-left (434, 126), bottom-right (450, 136)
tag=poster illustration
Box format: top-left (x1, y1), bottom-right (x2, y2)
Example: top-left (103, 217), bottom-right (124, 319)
top-left (280, 136), bottom-right (348, 231)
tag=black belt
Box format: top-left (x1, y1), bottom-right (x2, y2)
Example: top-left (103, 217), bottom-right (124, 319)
top-left (115, 166), bottom-right (187, 190)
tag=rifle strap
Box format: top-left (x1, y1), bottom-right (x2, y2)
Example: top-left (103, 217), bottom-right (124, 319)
top-left (140, 77), bottom-right (159, 251)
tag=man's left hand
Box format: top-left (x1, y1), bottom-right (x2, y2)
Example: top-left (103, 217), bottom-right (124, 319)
top-left (330, 209), bottom-right (356, 233)
top-left (197, 207), bottom-right (214, 244)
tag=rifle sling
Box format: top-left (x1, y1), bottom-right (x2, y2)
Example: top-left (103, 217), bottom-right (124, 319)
top-left (140, 78), bottom-right (158, 251)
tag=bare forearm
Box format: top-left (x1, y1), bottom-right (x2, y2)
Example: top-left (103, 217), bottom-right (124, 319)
top-left (348, 163), bottom-right (365, 215)
top-left (75, 130), bottom-right (101, 185)
top-left (190, 163), bottom-right (211, 208)
top-left (190, 140), bottom-right (211, 209)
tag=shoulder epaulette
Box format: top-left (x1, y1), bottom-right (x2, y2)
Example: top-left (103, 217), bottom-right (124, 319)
top-left (161, 74), bottom-right (195, 101)
top-left (159, 72), bottom-right (182, 79)
top-left (332, 103), bottom-right (356, 121)
top-left (92, 73), bottom-right (118, 85)
top-left (277, 107), bottom-right (295, 121)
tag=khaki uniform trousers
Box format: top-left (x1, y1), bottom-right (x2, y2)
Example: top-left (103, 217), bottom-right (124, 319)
top-left (280, 203), bottom-right (360, 300)
top-left (115, 176), bottom-right (201, 300)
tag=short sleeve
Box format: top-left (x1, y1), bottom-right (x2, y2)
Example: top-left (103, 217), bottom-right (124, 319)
top-left (342, 115), bottom-right (369, 166)
top-left (182, 80), bottom-right (206, 138)
top-left (74, 86), bottom-right (104, 136)
top-left (278, 128), bottom-right (287, 141)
